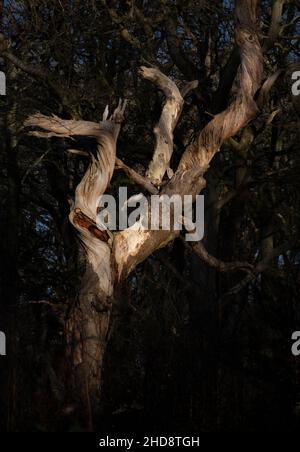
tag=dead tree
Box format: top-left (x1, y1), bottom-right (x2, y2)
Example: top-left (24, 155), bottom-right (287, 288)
top-left (24, 0), bottom-right (263, 428)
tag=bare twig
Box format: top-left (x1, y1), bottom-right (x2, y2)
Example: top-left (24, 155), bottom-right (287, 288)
top-left (186, 240), bottom-right (255, 275)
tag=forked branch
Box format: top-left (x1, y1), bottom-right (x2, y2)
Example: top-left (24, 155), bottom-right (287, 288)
top-left (114, 0), bottom-right (264, 279)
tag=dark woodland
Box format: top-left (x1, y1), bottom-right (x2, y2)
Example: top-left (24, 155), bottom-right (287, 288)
top-left (0, 0), bottom-right (300, 433)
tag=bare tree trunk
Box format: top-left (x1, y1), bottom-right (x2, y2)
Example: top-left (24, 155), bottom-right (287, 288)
top-left (24, 0), bottom-right (264, 429)
top-left (66, 277), bottom-right (113, 430)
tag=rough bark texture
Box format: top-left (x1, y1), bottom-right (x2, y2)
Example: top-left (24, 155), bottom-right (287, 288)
top-left (141, 66), bottom-right (198, 186)
top-left (25, 101), bottom-right (127, 428)
top-left (24, 0), bottom-right (264, 425)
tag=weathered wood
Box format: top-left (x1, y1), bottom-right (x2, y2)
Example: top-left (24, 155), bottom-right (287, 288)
top-left (114, 0), bottom-right (263, 279)
top-left (25, 0), bottom-right (264, 426)
top-left (139, 66), bottom-right (185, 186)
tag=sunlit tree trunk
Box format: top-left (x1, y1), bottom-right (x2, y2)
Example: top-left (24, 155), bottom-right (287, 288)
top-left (24, 0), bottom-right (264, 428)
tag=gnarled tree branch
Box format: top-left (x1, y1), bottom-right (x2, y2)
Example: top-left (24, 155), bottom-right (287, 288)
top-left (140, 66), bottom-right (198, 186)
top-left (25, 101), bottom-right (127, 299)
top-left (139, 65), bottom-right (185, 186)
top-left (114, 0), bottom-right (264, 279)
top-left (166, 0), bottom-right (263, 196)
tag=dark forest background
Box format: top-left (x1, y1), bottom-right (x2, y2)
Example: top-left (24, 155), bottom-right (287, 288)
top-left (0, 0), bottom-right (300, 432)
